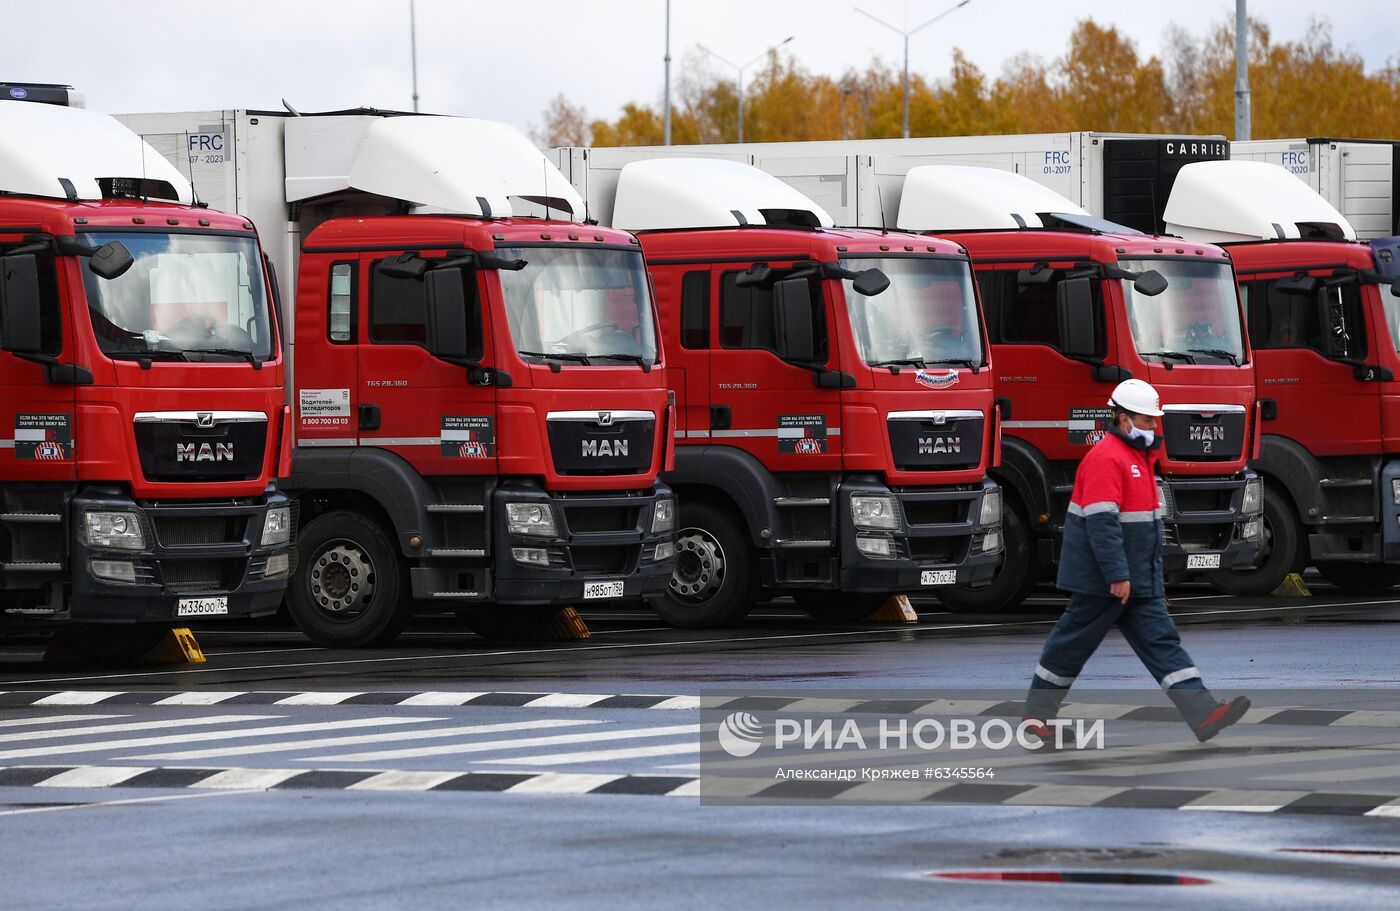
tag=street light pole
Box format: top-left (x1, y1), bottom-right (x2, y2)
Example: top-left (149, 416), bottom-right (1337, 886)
top-left (698, 36), bottom-right (794, 144)
top-left (409, 0), bottom-right (420, 113)
top-left (663, 0), bottom-right (672, 145)
top-left (855, 0), bottom-right (971, 138)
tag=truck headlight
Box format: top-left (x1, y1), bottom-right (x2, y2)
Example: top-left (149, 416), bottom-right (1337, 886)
top-left (982, 528), bottom-right (1002, 552)
top-left (1243, 478), bottom-right (1263, 515)
top-left (507, 502), bottom-right (557, 537)
top-left (851, 495), bottom-right (899, 530)
top-left (261, 507), bottom-right (292, 546)
top-left (1157, 481), bottom-right (1173, 519)
top-left (1242, 517), bottom-right (1263, 541)
top-left (979, 489), bottom-right (1003, 526)
top-left (652, 499), bottom-right (675, 533)
top-left (264, 552), bottom-right (290, 578)
top-left (85, 511), bottom-right (145, 550)
top-left (1391, 478), bottom-right (1400, 507)
top-left (855, 534), bottom-right (893, 558)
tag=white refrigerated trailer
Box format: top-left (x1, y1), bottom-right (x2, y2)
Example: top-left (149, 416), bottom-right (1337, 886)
top-left (1231, 138), bottom-right (1400, 240)
top-left (555, 132), bottom-right (1228, 235)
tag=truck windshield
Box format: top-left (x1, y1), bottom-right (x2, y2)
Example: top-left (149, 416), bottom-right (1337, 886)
top-left (1379, 282), bottom-right (1400, 354)
top-left (497, 246), bottom-right (658, 367)
top-left (82, 232), bottom-right (273, 362)
top-left (840, 257), bottom-right (984, 368)
top-left (1121, 260), bottom-right (1244, 365)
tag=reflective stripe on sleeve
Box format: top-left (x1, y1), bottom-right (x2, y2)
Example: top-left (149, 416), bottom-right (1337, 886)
top-left (1067, 501), bottom-right (1119, 517)
top-left (1160, 667), bottom-right (1202, 688)
top-left (1120, 510), bottom-right (1161, 523)
top-left (1035, 664), bottom-right (1076, 687)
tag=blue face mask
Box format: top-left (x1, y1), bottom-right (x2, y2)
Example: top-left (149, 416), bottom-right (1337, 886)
top-left (1129, 424), bottom-right (1155, 447)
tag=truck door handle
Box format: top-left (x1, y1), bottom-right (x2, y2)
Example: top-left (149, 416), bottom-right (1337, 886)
top-left (710, 405), bottom-right (731, 431)
top-left (358, 403), bottom-right (381, 431)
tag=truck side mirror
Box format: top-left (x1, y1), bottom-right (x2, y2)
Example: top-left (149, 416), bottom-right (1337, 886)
top-left (1391, 279), bottom-right (1400, 298)
top-left (425, 268), bottom-right (481, 362)
top-left (0, 253), bottom-right (45, 354)
top-left (1133, 269), bottom-right (1169, 297)
top-left (851, 268), bottom-right (890, 297)
top-left (772, 277), bottom-right (816, 363)
top-left (1317, 288), bottom-right (1351, 360)
top-left (735, 264), bottom-right (772, 288)
top-left (1056, 276), bottom-right (1098, 360)
top-left (88, 240), bottom-right (134, 280)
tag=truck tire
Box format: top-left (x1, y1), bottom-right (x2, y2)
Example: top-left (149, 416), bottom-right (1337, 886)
top-left (288, 510), bottom-right (410, 648)
top-left (648, 502), bottom-right (758, 628)
top-left (53, 623), bottom-right (169, 662)
top-left (457, 606), bottom-right (563, 641)
top-left (934, 506), bottom-right (1037, 613)
top-left (1208, 486), bottom-right (1303, 597)
top-left (1314, 561), bottom-right (1400, 593)
top-left (791, 590), bottom-right (885, 622)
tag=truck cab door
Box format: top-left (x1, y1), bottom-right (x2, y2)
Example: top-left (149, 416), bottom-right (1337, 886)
top-left (1243, 274), bottom-right (1381, 458)
top-left (708, 263), bottom-right (841, 471)
top-left (0, 242), bottom-right (76, 483)
top-left (978, 265), bottom-right (1114, 461)
top-left (355, 253), bottom-right (497, 474)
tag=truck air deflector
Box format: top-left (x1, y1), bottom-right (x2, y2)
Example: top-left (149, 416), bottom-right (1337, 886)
top-left (896, 166), bottom-right (1090, 232)
top-left (0, 101), bottom-right (193, 204)
top-left (611, 158), bottom-right (834, 232)
top-left (1165, 160), bottom-right (1357, 244)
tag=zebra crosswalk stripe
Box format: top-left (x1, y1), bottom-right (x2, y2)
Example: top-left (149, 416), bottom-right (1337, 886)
top-left (0, 715), bottom-right (278, 745)
top-left (321, 724), bottom-right (702, 763)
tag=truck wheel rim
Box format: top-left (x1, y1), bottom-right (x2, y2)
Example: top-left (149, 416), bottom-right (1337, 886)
top-left (309, 539), bottom-right (374, 620)
top-left (669, 526), bottom-right (725, 604)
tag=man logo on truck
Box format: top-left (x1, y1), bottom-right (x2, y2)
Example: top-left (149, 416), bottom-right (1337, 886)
top-left (918, 436), bottom-right (962, 455)
top-left (177, 442), bottom-right (235, 462)
top-left (582, 439), bottom-right (629, 458)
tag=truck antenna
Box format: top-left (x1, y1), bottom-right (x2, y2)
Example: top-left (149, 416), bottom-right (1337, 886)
top-left (876, 179), bottom-right (887, 232)
top-left (183, 131), bottom-right (202, 207)
top-left (542, 159), bottom-right (551, 222)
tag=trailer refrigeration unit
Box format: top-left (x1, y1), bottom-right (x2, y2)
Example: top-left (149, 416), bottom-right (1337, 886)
top-left (0, 86), bottom-right (292, 659)
top-left (1166, 160), bottom-right (1400, 594)
top-left (1233, 139), bottom-right (1400, 240)
top-left (120, 109), bottom-right (676, 646)
top-left (574, 156), bottom-right (1002, 627)
top-left (893, 166), bottom-right (1261, 610)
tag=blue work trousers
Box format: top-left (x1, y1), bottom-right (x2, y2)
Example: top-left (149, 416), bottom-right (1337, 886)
top-left (1026, 593), bottom-right (1216, 728)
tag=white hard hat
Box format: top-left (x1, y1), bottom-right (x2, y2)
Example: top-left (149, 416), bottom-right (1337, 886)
top-left (1108, 379), bottom-right (1164, 416)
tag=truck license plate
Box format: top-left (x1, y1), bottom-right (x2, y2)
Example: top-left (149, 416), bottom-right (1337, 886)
top-left (584, 580), bottom-right (625, 600)
top-left (177, 596), bottom-right (228, 617)
top-left (920, 570), bottom-right (957, 586)
top-left (1186, 554), bottom-right (1222, 570)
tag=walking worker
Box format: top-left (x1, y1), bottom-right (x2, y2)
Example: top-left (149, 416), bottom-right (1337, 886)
top-left (1024, 379), bottom-right (1250, 744)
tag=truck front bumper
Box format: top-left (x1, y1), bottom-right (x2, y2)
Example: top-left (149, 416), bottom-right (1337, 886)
top-left (1160, 470), bottom-right (1262, 574)
top-left (834, 477), bottom-right (1003, 593)
top-left (489, 480), bottom-right (676, 605)
top-left (67, 486), bottom-right (292, 623)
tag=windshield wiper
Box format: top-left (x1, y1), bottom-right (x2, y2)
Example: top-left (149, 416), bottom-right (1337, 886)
top-left (108, 350), bottom-right (188, 362)
top-left (589, 353), bottom-right (653, 372)
top-left (192, 348), bottom-right (263, 370)
top-left (1139, 350), bottom-right (1196, 364)
top-left (869, 357), bottom-right (927, 373)
top-left (1187, 348), bottom-right (1239, 365)
top-left (518, 350), bottom-right (592, 366)
top-left (925, 357), bottom-right (981, 372)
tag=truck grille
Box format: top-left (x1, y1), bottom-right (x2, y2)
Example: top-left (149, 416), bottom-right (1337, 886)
top-left (161, 558), bottom-right (236, 592)
top-left (902, 500), bottom-right (968, 526)
top-left (571, 545), bottom-right (634, 575)
top-left (565, 506), bottom-right (639, 534)
top-left (134, 414), bottom-right (267, 482)
top-left (546, 413), bottom-right (654, 476)
top-left (154, 516), bottom-right (248, 547)
top-left (1162, 409), bottom-right (1245, 462)
top-left (887, 414), bottom-right (983, 471)
top-left (907, 536), bottom-right (967, 564)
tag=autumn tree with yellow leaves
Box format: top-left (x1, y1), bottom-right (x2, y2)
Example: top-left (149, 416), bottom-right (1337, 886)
top-left (536, 17), bottom-right (1400, 147)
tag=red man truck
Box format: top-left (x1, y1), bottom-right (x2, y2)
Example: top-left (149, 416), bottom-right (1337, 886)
top-left (1, 85), bottom-right (291, 659)
top-left (120, 109), bottom-right (676, 645)
top-left (894, 167), bottom-right (1262, 610)
top-left (586, 157), bottom-right (1003, 627)
top-left (1166, 160), bottom-right (1400, 594)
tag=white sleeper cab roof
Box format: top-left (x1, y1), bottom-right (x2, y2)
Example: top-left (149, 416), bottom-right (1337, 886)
top-left (1165, 160), bottom-right (1356, 243)
top-left (611, 158), bottom-right (834, 232)
top-left (0, 101), bottom-right (193, 204)
top-left (896, 165), bottom-right (1090, 231)
top-left (284, 114), bottom-right (583, 220)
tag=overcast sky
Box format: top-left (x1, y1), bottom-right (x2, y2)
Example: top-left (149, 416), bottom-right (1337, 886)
top-left (3, 1), bottom-right (1391, 135)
